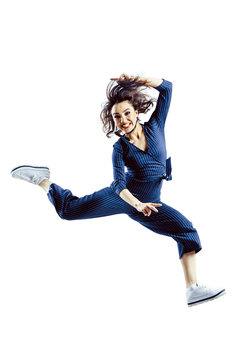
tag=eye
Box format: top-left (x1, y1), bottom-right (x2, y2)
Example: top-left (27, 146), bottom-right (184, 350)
top-left (125, 111), bottom-right (130, 115)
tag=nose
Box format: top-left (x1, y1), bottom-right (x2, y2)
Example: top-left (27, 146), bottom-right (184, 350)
top-left (120, 115), bottom-right (128, 124)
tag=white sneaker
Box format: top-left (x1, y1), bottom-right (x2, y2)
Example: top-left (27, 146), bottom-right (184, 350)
top-left (11, 165), bottom-right (50, 185)
top-left (186, 283), bottom-right (226, 307)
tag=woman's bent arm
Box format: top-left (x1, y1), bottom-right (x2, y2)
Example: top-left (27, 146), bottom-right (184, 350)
top-left (119, 188), bottom-right (141, 208)
top-left (119, 188), bottom-right (162, 216)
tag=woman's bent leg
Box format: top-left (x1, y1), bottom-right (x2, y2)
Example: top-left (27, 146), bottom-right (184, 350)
top-left (47, 183), bottom-right (134, 220)
top-left (127, 201), bottom-right (202, 259)
top-left (180, 251), bottom-right (197, 287)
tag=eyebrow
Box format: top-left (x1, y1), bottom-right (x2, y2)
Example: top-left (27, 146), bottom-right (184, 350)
top-left (113, 108), bottom-right (130, 115)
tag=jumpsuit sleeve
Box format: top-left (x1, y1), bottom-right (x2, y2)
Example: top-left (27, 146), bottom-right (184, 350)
top-left (148, 79), bottom-right (173, 129)
top-left (112, 142), bottom-right (127, 195)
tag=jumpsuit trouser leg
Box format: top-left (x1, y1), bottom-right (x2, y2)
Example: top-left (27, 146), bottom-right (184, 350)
top-left (47, 183), bottom-right (202, 259)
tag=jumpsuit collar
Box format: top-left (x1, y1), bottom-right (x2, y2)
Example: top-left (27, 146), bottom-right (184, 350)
top-left (122, 124), bottom-right (149, 154)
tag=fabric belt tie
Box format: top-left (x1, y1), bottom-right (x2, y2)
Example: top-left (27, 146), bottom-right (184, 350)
top-left (162, 157), bottom-right (172, 181)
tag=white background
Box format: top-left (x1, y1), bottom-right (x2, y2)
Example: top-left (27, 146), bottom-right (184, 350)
top-left (1, 0), bottom-right (239, 359)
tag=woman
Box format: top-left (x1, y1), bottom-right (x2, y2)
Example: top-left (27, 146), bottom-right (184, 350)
top-left (11, 73), bottom-right (225, 307)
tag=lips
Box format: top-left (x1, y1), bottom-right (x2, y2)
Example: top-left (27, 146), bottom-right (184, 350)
top-left (122, 123), bottom-right (131, 129)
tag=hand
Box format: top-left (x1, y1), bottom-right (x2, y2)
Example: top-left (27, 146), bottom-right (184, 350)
top-left (135, 202), bottom-right (162, 216)
top-left (110, 73), bottom-right (135, 83)
top-left (110, 73), bottom-right (148, 86)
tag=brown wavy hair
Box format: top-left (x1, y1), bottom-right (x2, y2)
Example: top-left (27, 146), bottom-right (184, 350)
top-left (100, 75), bottom-right (156, 138)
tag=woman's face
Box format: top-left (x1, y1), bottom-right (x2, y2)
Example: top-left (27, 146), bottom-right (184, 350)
top-left (111, 100), bottom-right (138, 134)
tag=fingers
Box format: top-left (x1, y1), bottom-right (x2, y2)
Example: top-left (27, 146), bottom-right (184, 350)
top-left (143, 208), bottom-right (151, 216)
top-left (137, 202), bottom-right (162, 216)
top-left (143, 203), bottom-right (162, 216)
top-left (140, 204), bottom-right (150, 216)
top-left (150, 207), bottom-right (159, 213)
top-left (148, 203), bottom-right (162, 213)
top-left (143, 206), bottom-right (153, 216)
top-left (110, 74), bottom-right (125, 81)
top-left (119, 73), bottom-right (127, 80)
top-left (110, 73), bottom-right (131, 82)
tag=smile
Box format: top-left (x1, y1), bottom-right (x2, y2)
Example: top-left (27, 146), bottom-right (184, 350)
top-left (122, 124), bottom-right (131, 129)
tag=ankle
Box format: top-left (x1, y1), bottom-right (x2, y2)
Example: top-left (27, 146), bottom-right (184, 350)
top-left (186, 281), bottom-right (197, 288)
top-left (39, 179), bottom-right (52, 193)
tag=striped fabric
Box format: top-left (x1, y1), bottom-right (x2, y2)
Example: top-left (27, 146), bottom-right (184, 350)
top-left (47, 79), bottom-right (202, 259)
top-left (111, 79), bottom-right (173, 195)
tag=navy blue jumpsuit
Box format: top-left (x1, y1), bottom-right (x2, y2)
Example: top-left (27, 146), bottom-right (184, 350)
top-left (47, 79), bottom-right (202, 259)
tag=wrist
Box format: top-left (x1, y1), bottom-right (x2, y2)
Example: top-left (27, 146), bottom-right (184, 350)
top-left (139, 76), bottom-right (151, 86)
top-left (139, 77), bottom-right (163, 88)
top-left (134, 201), bottom-right (142, 209)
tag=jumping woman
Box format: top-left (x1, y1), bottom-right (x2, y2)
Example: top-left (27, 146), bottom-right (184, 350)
top-left (11, 73), bottom-right (225, 307)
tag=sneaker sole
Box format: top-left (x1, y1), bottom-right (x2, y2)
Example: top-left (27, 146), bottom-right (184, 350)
top-left (11, 165), bottom-right (50, 175)
top-left (188, 289), bottom-right (226, 307)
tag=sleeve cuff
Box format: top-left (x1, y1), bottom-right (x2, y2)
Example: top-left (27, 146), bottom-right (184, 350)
top-left (115, 183), bottom-right (127, 195)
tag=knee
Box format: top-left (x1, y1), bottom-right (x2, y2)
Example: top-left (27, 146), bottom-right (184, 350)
top-left (58, 213), bottom-right (72, 221)
top-left (181, 232), bottom-right (202, 257)
top-left (56, 206), bottom-right (74, 221)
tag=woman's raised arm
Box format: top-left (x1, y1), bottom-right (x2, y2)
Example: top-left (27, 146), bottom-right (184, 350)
top-left (110, 74), bottom-right (164, 88)
top-left (148, 79), bottom-right (173, 129)
top-left (138, 76), bottom-right (164, 88)
top-left (110, 74), bottom-right (172, 129)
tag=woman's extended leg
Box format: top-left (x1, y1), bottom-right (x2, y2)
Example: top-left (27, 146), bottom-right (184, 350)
top-left (46, 182), bottom-right (134, 220)
top-left (11, 165), bottom-right (134, 220)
